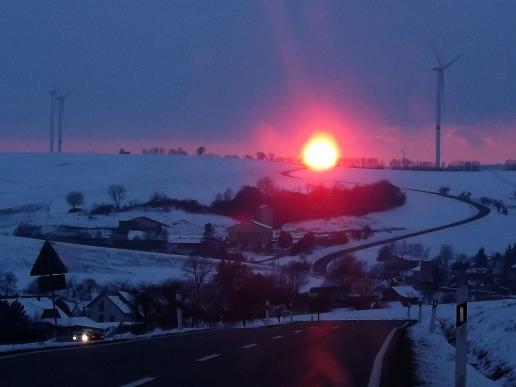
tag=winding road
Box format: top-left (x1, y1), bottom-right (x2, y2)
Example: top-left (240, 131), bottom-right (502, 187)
top-left (280, 168), bottom-right (491, 274)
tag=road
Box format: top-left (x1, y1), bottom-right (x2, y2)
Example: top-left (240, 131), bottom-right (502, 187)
top-left (0, 321), bottom-right (406, 387)
top-left (279, 167), bottom-right (491, 273)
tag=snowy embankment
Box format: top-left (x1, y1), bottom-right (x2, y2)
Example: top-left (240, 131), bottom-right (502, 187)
top-left (0, 327), bottom-right (203, 355)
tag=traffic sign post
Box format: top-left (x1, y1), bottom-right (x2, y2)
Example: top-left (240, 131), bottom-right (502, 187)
top-left (429, 299), bottom-right (438, 332)
top-left (418, 299), bottom-right (423, 323)
top-left (30, 240), bottom-right (68, 339)
top-left (176, 293), bottom-right (183, 330)
top-left (455, 286), bottom-right (468, 387)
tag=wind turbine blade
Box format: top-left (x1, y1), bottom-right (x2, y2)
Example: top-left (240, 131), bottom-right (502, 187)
top-left (443, 53), bottom-right (462, 69)
top-left (63, 88), bottom-right (74, 98)
top-left (431, 42), bottom-right (442, 67)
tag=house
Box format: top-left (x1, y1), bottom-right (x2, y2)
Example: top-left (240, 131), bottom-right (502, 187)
top-left (117, 217), bottom-right (169, 240)
top-left (11, 297), bottom-right (67, 322)
top-left (227, 220), bottom-right (273, 250)
top-left (382, 285), bottom-right (421, 306)
top-left (86, 291), bottom-right (134, 323)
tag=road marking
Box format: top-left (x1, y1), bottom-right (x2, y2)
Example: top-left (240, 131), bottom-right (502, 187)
top-left (196, 354), bottom-right (220, 362)
top-left (294, 330), bottom-right (303, 333)
top-left (367, 322), bottom-right (409, 387)
top-left (272, 335), bottom-right (283, 339)
top-left (121, 376), bottom-right (155, 387)
top-left (241, 343), bottom-right (257, 349)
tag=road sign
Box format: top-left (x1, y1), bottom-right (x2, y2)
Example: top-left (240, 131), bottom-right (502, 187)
top-left (30, 240), bottom-right (68, 276)
top-left (38, 274), bottom-right (66, 292)
top-left (456, 301), bottom-right (468, 327)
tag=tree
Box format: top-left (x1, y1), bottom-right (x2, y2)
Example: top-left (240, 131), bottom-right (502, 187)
top-left (474, 247), bottom-right (488, 267)
top-left (66, 191), bottom-right (84, 212)
top-left (256, 152), bottom-right (266, 160)
top-left (278, 231), bottom-right (293, 249)
top-left (197, 146), bottom-right (206, 156)
top-left (0, 272), bottom-right (17, 296)
top-left (257, 177), bottom-right (276, 197)
top-left (223, 188), bottom-right (234, 201)
top-left (183, 256), bottom-right (211, 305)
top-left (203, 223), bottom-right (215, 240)
top-left (439, 186), bottom-right (450, 196)
top-left (108, 184), bottom-right (127, 210)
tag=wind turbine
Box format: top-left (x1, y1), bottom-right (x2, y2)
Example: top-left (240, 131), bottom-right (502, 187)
top-left (56, 89), bottom-right (73, 153)
top-left (48, 87), bottom-right (58, 153)
top-left (432, 44), bottom-right (462, 169)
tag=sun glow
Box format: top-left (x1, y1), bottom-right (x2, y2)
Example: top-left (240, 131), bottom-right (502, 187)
top-left (302, 134), bottom-right (340, 171)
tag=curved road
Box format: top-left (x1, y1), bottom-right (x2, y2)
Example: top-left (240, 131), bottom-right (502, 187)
top-left (281, 168), bottom-right (491, 274)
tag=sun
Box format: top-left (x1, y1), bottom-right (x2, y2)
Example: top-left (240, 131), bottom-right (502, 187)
top-left (302, 134), bottom-right (340, 171)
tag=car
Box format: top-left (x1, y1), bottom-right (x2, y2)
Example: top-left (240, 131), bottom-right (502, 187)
top-left (71, 329), bottom-right (104, 343)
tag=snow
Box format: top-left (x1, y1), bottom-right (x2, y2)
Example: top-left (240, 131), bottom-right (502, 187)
top-left (107, 295), bottom-right (131, 314)
top-left (391, 285), bottom-right (421, 299)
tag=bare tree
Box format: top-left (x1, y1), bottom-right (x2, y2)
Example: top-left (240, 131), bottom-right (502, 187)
top-left (0, 271), bottom-right (17, 296)
top-left (196, 146), bottom-right (206, 156)
top-left (257, 177), bottom-right (276, 196)
top-left (108, 184), bottom-right (127, 210)
top-left (183, 256), bottom-right (211, 305)
top-left (66, 191), bottom-right (84, 211)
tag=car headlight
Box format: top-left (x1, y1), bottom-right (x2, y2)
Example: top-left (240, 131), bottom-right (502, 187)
top-left (81, 333), bottom-right (89, 342)
top-left (72, 335), bottom-right (77, 341)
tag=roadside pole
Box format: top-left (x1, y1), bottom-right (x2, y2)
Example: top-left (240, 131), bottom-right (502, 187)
top-left (407, 303), bottom-right (411, 319)
top-left (455, 285), bottom-right (468, 387)
top-left (418, 299), bottom-right (423, 323)
top-left (265, 299), bottom-right (270, 325)
top-left (176, 293), bottom-right (183, 330)
top-left (429, 299), bottom-right (438, 332)
top-left (289, 301), bottom-right (293, 323)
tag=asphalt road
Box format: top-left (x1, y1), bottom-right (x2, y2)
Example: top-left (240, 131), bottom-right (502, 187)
top-left (0, 320), bottom-right (405, 387)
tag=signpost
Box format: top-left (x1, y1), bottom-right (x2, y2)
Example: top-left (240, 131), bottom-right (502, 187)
top-left (429, 299), bottom-right (438, 332)
top-left (176, 293), bottom-right (183, 330)
top-left (30, 240), bottom-right (68, 339)
top-left (418, 299), bottom-right (423, 323)
top-left (455, 286), bottom-right (468, 387)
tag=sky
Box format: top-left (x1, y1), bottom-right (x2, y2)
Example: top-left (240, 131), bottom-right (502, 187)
top-left (1, 1), bottom-right (516, 163)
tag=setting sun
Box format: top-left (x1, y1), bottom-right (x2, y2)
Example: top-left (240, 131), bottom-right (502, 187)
top-left (302, 134), bottom-right (340, 171)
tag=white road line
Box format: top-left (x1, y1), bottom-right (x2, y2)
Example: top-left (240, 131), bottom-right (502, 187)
top-left (196, 354), bottom-right (221, 362)
top-left (272, 335), bottom-right (283, 339)
top-left (367, 322), bottom-right (409, 387)
top-left (121, 376), bottom-right (155, 387)
top-left (294, 330), bottom-right (303, 333)
top-left (241, 343), bottom-right (258, 349)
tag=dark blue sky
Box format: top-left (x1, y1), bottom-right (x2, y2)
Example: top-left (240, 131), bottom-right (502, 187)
top-left (1, 1), bottom-right (516, 161)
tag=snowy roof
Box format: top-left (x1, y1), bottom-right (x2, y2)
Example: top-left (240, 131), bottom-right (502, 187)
top-left (251, 220), bottom-right (272, 229)
top-left (107, 295), bottom-right (132, 314)
top-left (391, 285), bottom-right (421, 299)
top-left (9, 297), bottom-right (66, 321)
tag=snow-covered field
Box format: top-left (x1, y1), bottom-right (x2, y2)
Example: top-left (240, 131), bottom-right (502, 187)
top-left (1, 152), bottom-right (515, 288)
top-left (293, 167), bottom-right (516, 258)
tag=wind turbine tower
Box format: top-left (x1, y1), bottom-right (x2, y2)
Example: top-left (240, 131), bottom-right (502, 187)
top-left (48, 88), bottom-right (57, 153)
top-left (432, 45), bottom-right (462, 169)
top-left (56, 89), bottom-right (73, 153)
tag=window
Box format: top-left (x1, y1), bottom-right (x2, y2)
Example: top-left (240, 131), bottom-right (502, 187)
top-left (99, 300), bottom-right (104, 311)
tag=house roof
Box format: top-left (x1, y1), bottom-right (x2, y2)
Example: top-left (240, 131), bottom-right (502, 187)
top-left (391, 285), bottom-right (421, 299)
top-left (86, 291), bottom-right (133, 315)
top-left (228, 219), bottom-right (273, 230)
